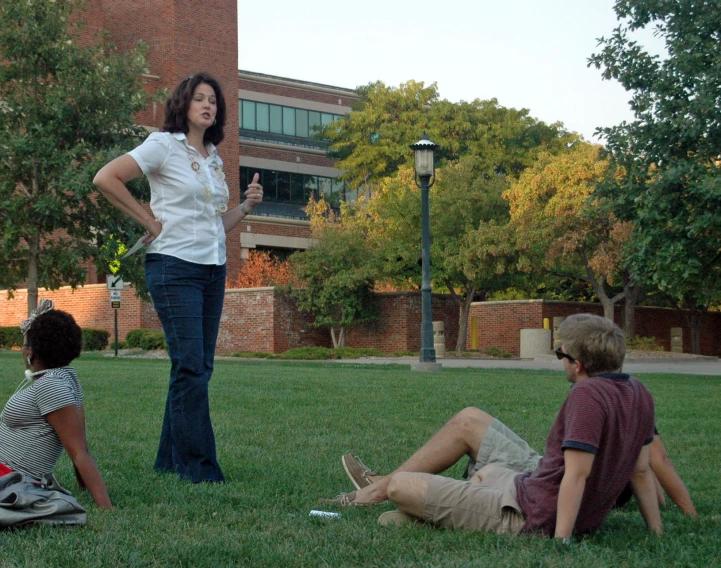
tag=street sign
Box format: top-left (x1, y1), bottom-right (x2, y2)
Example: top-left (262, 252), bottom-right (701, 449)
top-left (110, 289), bottom-right (121, 309)
top-left (106, 275), bottom-right (124, 290)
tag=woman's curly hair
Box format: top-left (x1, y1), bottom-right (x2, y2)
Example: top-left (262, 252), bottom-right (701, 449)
top-left (162, 72), bottom-right (226, 146)
top-left (25, 310), bottom-right (82, 369)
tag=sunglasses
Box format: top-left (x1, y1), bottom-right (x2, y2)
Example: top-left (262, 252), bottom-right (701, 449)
top-left (555, 348), bottom-right (576, 363)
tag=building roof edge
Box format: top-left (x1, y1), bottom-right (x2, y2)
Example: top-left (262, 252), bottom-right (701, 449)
top-left (238, 69), bottom-right (358, 98)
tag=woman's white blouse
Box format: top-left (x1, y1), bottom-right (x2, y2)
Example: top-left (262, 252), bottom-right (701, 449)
top-left (129, 132), bottom-right (230, 265)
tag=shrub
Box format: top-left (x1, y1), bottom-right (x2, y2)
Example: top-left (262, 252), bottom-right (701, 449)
top-left (334, 347), bottom-right (382, 359)
top-left (277, 347), bottom-right (337, 360)
top-left (82, 328), bottom-right (110, 351)
top-left (0, 327), bottom-right (23, 349)
top-left (138, 331), bottom-right (167, 351)
top-left (392, 350), bottom-right (417, 357)
top-left (627, 336), bottom-right (664, 351)
top-left (481, 346), bottom-right (513, 358)
top-left (125, 329), bottom-right (166, 350)
top-left (125, 329), bottom-right (149, 349)
top-left (275, 347), bottom-right (383, 360)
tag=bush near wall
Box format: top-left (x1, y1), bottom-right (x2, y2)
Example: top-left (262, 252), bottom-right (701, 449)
top-left (125, 329), bottom-right (167, 350)
top-left (0, 327), bottom-right (23, 349)
top-left (82, 328), bottom-right (110, 351)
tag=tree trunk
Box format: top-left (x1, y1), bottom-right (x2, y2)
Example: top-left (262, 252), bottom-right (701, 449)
top-left (680, 308), bottom-right (703, 355)
top-left (444, 279), bottom-right (475, 353)
top-left (622, 278), bottom-right (642, 339)
top-left (330, 327), bottom-right (346, 349)
top-left (27, 163), bottom-right (41, 316)
top-left (689, 316), bottom-right (701, 355)
top-left (27, 233), bottom-right (40, 316)
top-left (456, 288), bottom-right (476, 353)
top-left (581, 260), bottom-right (624, 322)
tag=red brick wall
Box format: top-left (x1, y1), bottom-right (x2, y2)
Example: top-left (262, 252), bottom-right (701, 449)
top-left (346, 293), bottom-right (459, 353)
top-left (239, 221), bottom-right (311, 239)
top-left (241, 144), bottom-right (338, 168)
top-left (4, 290), bottom-right (718, 357)
top-left (467, 300), bottom-right (721, 356)
top-left (0, 285), bottom-right (159, 341)
top-left (1, 288), bottom-right (458, 355)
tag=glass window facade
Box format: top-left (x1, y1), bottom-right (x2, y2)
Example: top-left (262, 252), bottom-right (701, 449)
top-left (240, 166), bottom-right (349, 207)
top-left (239, 100), bottom-right (343, 141)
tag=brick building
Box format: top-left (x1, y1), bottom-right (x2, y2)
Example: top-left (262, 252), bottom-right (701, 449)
top-left (237, 70), bottom-right (358, 265)
top-left (80, 0), bottom-right (358, 283)
top-left (3, 1), bottom-right (719, 358)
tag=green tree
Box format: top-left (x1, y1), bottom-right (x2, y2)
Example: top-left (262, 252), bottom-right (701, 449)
top-left (0, 0), bottom-right (151, 314)
top-left (289, 200), bottom-right (379, 348)
top-left (324, 84), bottom-right (574, 351)
top-left (589, 0), bottom-right (721, 352)
top-left (324, 80), bottom-right (573, 190)
top-left (505, 144), bottom-right (641, 325)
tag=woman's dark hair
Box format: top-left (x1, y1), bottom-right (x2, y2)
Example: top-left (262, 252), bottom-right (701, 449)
top-left (25, 310), bottom-right (82, 369)
top-left (162, 72), bottom-right (226, 145)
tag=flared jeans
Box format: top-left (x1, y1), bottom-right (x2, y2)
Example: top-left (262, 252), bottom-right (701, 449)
top-left (145, 253), bottom-right (226, 482)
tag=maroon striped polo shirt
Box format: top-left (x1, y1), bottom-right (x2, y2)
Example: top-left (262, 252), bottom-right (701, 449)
top-left (514, 373), bottom-right (655, 536)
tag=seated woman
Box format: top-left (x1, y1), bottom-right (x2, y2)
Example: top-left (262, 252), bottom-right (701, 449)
top-left (0, 300), bottom-right (112, 508)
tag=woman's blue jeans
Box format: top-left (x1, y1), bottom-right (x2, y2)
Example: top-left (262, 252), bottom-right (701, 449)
top-left (145, 253), bottom-right (226, 482)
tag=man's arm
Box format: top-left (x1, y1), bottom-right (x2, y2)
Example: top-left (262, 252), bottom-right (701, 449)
top-left (649, 435), bottom-right (697, 516)
top-left (630, 444), bottom-right (663, 534)
top-left (555, 448), bottom-right (594, 539)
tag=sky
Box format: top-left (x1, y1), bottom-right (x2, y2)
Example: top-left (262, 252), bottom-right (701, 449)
top-left (238, 0), bottom-right (665, 142)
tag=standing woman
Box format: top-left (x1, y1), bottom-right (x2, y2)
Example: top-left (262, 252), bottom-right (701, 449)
top-left (94, 73), bottom-right (263, 483)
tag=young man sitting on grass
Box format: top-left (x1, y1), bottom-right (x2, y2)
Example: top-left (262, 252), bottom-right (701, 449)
top-left (326, 313), bottom-right (663, 540)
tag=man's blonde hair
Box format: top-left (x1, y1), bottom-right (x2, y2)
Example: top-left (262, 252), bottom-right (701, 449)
top-left (557, 313), bottom-right (625, 376)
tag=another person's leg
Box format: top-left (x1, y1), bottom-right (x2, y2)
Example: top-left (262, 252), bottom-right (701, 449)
top-left (145, 254), bottom-right (224, 482)
top-left (341, 407), bottom-right (537, 505)
top-left (386, 468), bottom-right (524, 533)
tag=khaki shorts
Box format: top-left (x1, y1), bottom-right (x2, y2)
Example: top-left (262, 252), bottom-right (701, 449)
top-left (464, 418), bottom-right (541, 479)
top-left (423, 466), bottom-right (525, 534)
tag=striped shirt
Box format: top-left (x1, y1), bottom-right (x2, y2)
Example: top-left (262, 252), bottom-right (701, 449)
top-left (0, 367), bottom-right (83, 480)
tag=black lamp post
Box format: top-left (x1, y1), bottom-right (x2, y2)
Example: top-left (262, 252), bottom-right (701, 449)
top-left (410, 134), bottom-right (442, 371)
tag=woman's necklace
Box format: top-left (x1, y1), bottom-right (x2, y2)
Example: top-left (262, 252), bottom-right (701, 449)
top-left (186, 144), bottom-right (229, 215)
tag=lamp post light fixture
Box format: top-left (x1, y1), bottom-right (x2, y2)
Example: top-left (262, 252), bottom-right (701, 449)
top-left (410, 134), bottom-right (442, 372)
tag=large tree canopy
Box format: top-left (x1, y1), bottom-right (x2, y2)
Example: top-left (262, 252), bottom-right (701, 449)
top-left (588, 0), bottom-right (721, 350)
top-left (505, 143), bottom-right (637, 323)
top-left (317, 84), bottom-right (576, 351)
top-left (0, 0), bottom-right (151, 313)
top-left (324, 80), bottom-right (574, 190)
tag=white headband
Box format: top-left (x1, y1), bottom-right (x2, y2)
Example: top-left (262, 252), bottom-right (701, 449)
top-left (20, 298), bottom-right (55, 335)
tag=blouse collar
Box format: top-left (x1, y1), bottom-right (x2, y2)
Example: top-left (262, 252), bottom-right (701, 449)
top-left (172, 132), bottom-right (218, 160)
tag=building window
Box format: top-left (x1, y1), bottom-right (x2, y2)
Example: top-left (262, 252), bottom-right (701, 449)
top-left (256, 102), bottom-right (269, 132)
top-left (269, 104), bottom-right (283, 134)
top-left (295, 109), bottom-right (309, 138)
top-left (240, 166), bottom-right (349, 207)
top-left (239, 100), bottom-right (343, 142)
top-left (282, 107), bottom-right (295, 136)
top-left (241, 100), bottom-right (256, 130)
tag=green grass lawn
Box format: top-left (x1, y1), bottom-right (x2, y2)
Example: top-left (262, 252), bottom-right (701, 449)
top-left (0, 350), bottom-right (718, 567)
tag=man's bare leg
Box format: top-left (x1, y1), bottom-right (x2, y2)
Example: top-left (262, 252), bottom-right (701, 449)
top-left (347, 407), bottom-right (494, 504)
top-left (386, 472), bottom-right (432, 518)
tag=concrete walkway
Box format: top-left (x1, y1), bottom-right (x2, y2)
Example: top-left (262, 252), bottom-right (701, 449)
top-left (332, 355), bottom-right (721, 376)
